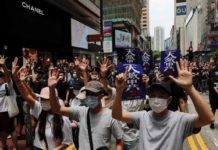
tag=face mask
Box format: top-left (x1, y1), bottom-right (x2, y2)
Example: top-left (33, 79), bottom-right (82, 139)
top-left (40, 100), bottom-right (51, 111)
top-left (91, 75), bottom-right (99, 80)
top-left (149, 97), bottom-right (168, 113)
top-left (83, 96), bottom-right (99, 109)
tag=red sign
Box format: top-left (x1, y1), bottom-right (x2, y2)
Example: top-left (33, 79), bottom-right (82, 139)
top-left (87, 34), bottom-right (103, 42)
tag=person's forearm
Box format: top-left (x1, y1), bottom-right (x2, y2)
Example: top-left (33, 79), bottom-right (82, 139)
top-left (81, 70), bottom-right (88, 85)
top-left (185, 85), bottom-right (214, 124)
top-left (116, 139), bottom-right (123, 150)
top-left (25, 82), bottom-right (37, 99)
top-left (13, 79), bottom-right (35, 107)
top-left (112, 88), bottom-right (123, 120)
top-left (49, 86), bottom-right (61, 114)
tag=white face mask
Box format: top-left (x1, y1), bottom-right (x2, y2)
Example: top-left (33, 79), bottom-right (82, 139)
top-left (40, 100), bottom-right (51, 111)
top-left (91, 75), bottom-right (99, 80)
top-left (149, 97), bottom-right (168, 113)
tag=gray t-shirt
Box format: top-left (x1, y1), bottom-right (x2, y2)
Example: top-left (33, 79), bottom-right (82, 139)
top-left (130, 110), bottom-right (197, 150)
top-left (69, 106), bottom-right (123, 150)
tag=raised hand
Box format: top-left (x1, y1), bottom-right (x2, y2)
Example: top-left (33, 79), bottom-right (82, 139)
top-left (48, 69), bottom-right (59, 88)
top-left (169, 59), bottom-right (192, 89)
top-left (155, 71), bottom-right (165, 82)
top-left (79, 57), bottom-right (88, 71)
top-left (115, 66), bottom-right (128, 91)
top-left (18, 67), bottom-right (29, 81)
top-left (99, 57), bottom-right (111, 77)
top-left (74, 57), bottom-right (80, 66)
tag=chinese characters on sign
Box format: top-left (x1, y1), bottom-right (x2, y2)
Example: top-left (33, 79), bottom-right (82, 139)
top-left (117, 64), bottom-right (145, 100)
top-left (160, 50), bottom-right (180, 76)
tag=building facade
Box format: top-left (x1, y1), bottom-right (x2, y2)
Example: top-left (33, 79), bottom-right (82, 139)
top-left (0, 0), bottom-right (101, 65)
top-left (103, 0), bottom-right (142, 48)
top-left (141, 0), bottom-right (150, 37)
top-left (154, 26), bottom-right (165, 51)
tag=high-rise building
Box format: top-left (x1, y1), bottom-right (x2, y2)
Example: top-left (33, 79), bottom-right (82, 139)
top-left (103, 0), bottom-right (142, 31)
top-left (141, 0), bottom-right (150, 36)
top-left (154, 26), bottom-right (165, 51)
top-left (103, 0), bottom-right (142, 48)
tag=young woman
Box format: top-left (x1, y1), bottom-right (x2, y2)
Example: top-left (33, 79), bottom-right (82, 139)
top-left (12, 57), bottom-right (73, 150)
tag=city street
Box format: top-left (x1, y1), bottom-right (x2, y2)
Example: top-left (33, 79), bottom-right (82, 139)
top-left (184, 92), bottom-right (218, 150)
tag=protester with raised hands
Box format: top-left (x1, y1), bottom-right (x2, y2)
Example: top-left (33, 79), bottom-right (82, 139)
top-left (48, 70), bottom-right (123, 150)
top-left (0, 55), bottom-right (18, 150)
top-left (12, 57), bottom-right (73, 150)
top-left (112, 59), bottom-right (214, 150)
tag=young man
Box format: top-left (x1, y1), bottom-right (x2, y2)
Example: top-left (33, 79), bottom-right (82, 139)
top-left (112, 59), bottom-right (214, 150)
top-left (48, 77), bottom-right (123, 150)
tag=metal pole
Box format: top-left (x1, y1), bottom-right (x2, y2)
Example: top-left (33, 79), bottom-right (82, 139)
top-left (100, 0), bottom-right (103, 54)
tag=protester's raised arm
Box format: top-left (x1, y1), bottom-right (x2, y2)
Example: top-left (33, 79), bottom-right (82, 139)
top-left (112, 67), bottom-right (132, 123)
top-left (12, 57), bottom-right (35, 108)
top-left (169, 59), bottom-right (214, 128)
top-left (48, 73), bottom-right (71, 117)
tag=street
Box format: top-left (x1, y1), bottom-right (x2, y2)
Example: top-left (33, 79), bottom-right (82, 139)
top-left (184, 92), bottom-right (218, 150)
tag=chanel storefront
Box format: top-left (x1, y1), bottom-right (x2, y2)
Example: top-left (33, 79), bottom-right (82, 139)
top-left (0, 0), bottom-right (71, 61)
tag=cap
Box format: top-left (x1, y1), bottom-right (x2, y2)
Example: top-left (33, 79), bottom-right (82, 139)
top-left (76, 87), bottom-right (86, 100)
top-left (39, 87), bottom-right (58, 99)
top-left (84, 81), bottom-right (105, 93)
top-left (147, 81), bottom-right (172, 95)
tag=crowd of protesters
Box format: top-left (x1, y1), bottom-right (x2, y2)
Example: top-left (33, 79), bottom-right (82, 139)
top-left (0, 52), bottom-right (217, 150)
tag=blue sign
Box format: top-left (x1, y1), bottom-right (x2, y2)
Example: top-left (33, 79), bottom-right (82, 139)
top-left (141, 51), bottom-right (154, 74)
top-left (160, 50), bottom-right (181, 76)
top-left (117, 48), bottom-right (142, 64)
top-left (176, 5), bottom-right (187, 16)
top-left (117, 64), bottom-right (145, 100)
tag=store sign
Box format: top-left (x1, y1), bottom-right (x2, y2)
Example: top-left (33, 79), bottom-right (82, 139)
top-left (103, 21), bottom-right (113, 53)
top-left (21, 1), bottom-right (45, 15)
top-left (176, 5), bottom-right (187, 16)
top-left (0, 0), bottom-right (71, 48)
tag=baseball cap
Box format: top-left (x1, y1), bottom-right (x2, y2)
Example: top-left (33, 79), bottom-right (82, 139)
top-left (39, 87), bottom-right (58, 99)
top-left (147, 81), bottom-right (172, 96)
top-left (83, 81), bottom-right (105, 93)
top-left (76, 81), bottom-right (105, 100)
top-left (76, 87), bottom-right (86, 100)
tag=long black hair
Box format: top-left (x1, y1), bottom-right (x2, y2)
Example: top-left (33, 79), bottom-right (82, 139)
top-left (38, 110), bottom-right (64, 144)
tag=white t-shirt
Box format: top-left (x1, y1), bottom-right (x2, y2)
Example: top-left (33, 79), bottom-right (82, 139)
top-left (30, 101), bottom-right (73, 150)
top-left (0, 83), bottom-right (9, 112)
top-left (69, 106), bottom-right (123, 150)
top-left (130, 110), bottom-right (197, 150)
